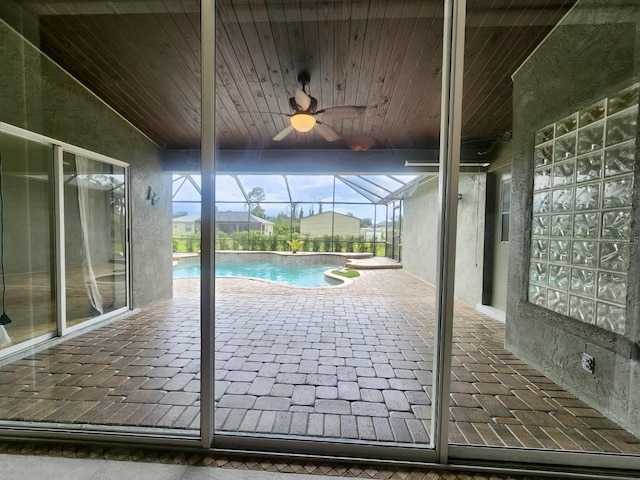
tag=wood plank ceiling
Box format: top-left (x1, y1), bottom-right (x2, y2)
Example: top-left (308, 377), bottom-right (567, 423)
top-left (0, 0), bottom-right (575, 152)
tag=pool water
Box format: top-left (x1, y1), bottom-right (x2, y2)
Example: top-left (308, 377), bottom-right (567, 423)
top-left (173, 262), bottom-right (342, 287)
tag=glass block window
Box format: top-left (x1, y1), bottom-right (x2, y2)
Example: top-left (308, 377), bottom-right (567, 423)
top-left (529, 83), bottom-right (638, 335)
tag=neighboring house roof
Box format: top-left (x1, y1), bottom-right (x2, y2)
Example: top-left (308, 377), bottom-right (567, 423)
top-left (173, 212), bottom-right (273, 225)
top-left (173, 214), bottom-right (201, 223)
top-left (216, 211), bottom-right (273, 225)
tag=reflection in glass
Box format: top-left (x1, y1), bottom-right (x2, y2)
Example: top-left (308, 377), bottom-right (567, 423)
top-left (571, 240), bottom-right (596, 266)
top-left (605, 108), bottom-right (638, 146)
top-left (603, 177), bottom-right (633, 208)
top-left (549, 240), bottom-right (570, 263)
top-left (608, 84), bottom-right (639, 115)
top-left (534, 144), bottom-right (553, 167)
top-left (531, 240), bottom-right (548, 260)
top-left (570, 268), bottom-right (596, 296)
top-left (604, 143), bottom-right (635, 177)
top-left (530, 261), bottom-right (548, 285)
top-left (554, 133), bottom-right (576, 161)
top-left (550, 214), bottom-right (572, 237)
top-left (576, 153), bottom-right (602, 182)
top-left (556, 114), bottom-right (577, 136)
top-left (535, 124), bottom-right (555, 145)
top-left (573, 213), bottom-right (599, 238)
top-left (533, 191), bottom-right (549, 213)
top-left (534, 168), bottom-right (551, 190)
top-left (547, 289), bottom-right (568, 315)
top-left (552, 161), bottom-right (575, 186)
top-left (532, 215), bottom-right (549, 236)
top-left (569, 295), bottom-right (594, 323)
top-left (548, 264), bottom-right (569, 290)
top-left (552, 187), bottom-right (573, 211)
top-left (574, 183), bottom-right (599, 210)
top-left (599, 242), bottom-right (629, 272)
top-left (579, 100), bottom-right (605, 126)
top-left (529, 285), bottom-right (546, 307)
top-left (577, 122), bottom-right (603, 155)
top-left (602, 210), bottom-right (631, 238)
top-left (596, 303), bottom-right (626, 334)
top-left (597, 272), bottom-right (627, 305)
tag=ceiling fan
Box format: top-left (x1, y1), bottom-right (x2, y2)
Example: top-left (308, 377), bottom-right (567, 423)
top-left (271, 70), bottom-right (366, 142)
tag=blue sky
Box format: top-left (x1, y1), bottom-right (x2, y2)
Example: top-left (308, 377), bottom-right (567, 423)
top-left (173, 174), bottom-right (415, 220)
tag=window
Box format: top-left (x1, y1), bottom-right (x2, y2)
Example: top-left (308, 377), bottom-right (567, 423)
top-left (528, 83), bottom-right (638, 332)
top-left (500, 178), bottom-right (511, 243)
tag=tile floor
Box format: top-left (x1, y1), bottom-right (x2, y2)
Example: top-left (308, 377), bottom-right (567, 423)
top-left (0, 270), bottom-right (638, 455)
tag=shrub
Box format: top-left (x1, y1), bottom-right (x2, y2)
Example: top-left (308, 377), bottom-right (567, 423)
top-left (333, 235), bottom-right (344, 252)
top-left (322, 234), bottom-right (332, 252)
top-left (346, 236), bottom-right (355, 252)
top-left (185, 233), bottom-right (200, 253)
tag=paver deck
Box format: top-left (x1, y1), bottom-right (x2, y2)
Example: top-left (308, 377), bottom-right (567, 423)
top-left (0, 270), bottom-right (638, 454)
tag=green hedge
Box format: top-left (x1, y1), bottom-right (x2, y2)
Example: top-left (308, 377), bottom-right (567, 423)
top-left (173, 231), bottom-right (385, 255)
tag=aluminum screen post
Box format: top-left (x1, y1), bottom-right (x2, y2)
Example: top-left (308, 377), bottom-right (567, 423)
top-left (432, 0), bottom-right (466, 464)
top-left (200, 0), bottom-right (216, 449)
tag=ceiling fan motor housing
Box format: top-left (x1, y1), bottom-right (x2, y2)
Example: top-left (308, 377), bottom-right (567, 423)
top-left (289, 94), bottom-right (318, 113)
top-left (298, 70), bottom-right (311, 88)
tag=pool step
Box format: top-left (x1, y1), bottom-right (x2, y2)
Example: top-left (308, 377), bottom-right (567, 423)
top-left (346, 256), bottom-right (402, 270)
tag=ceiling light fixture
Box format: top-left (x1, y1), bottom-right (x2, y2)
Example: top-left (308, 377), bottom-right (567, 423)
top-left (290, 113), bottom-right (316, 132)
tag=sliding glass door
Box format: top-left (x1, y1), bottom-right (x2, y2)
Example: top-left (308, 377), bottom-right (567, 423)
top-left (0, 126), bottom-right (130, 352)
top-left (0, 131), bottom-right (56, 352)
top-left (63, 152), bottom-right (128, 329)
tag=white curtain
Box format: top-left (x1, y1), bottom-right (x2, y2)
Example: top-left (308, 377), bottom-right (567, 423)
top-left (76, 156), bottom-right (103, 315)
top-left (0, 327), bottom-right (10, 347)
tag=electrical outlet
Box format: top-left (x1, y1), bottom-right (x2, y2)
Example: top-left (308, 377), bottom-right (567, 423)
top-left (582, 353), bottom-right (595, 374)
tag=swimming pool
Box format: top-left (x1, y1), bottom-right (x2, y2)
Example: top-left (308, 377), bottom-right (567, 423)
top-left (173, 261), bottom-right (342, 287)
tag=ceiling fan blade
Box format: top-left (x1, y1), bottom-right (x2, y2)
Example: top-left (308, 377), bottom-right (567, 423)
top-left (315, 106), bottom-right (366, 119)
top-left (315, 122), bottom-right (341, 142)
top-left (272, 124), bottom-right (295, 141)
top-left (294, 87), bottom-right (312, 111)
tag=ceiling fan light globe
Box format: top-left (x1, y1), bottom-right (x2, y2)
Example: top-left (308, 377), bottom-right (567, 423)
top-left (290, 114), bottom-right (316, 132)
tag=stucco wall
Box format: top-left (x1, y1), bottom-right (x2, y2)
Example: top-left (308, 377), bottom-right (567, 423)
top-left (508, 0), bottom-right (640, 436)
top-left (402, 174), bottom-right (487, 307)
top-left (0, 19), bottom-right (172, 308)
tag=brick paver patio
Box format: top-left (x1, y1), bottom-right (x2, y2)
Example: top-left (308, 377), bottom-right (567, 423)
top-left (0, 269), bottom-right (639, 454)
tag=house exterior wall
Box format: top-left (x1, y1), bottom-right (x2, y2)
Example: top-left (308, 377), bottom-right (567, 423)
top-left (402, 174), bottom-right (487, 307)
top-left (508, 0), bottom-right (640, 436)
top-left (0, 19), bottom-right (172, 308)
top-left (173, 217), bottom-right (199, 235)
top-left (300, 212), bottom-right (360, 238)
top-left (173, 221), bottom-right (196, 235)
